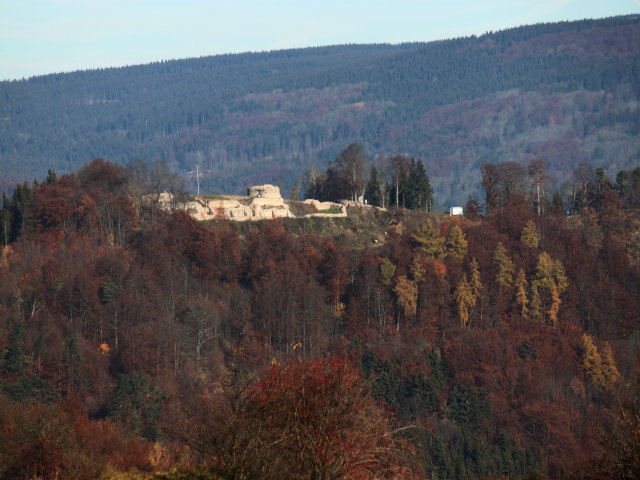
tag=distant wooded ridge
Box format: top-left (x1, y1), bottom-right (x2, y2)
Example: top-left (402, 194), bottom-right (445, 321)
top-left (1, 15), bottom-right (639, 207)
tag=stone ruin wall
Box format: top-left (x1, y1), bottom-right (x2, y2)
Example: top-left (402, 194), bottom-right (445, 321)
top-left (247, 184), bottom-right (281, 199)
top-left (159, 185), bottom-right (352, 222)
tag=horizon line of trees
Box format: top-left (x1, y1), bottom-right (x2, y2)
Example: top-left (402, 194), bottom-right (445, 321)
top-left (298, 142), bottom-right (434, 211)
top-left (296, 144), bottom-right (640, 220)
top-left (477, 158), bottom-right (640, 218)
top-left (0, 159), bottom-right (185, 247)
top-left (5, 153), bottom-right (640, 243)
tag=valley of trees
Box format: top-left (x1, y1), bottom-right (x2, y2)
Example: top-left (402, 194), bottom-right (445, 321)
top-left (1, 16), bottom-right (640, 207)
top-left (1, 158), bottom-right (639, 479)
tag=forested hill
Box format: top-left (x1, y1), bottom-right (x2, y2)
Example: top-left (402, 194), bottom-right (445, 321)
top-left (1, 15), bottom-right (639, 207)
top-left (1, 159), bottom-right (640, 478)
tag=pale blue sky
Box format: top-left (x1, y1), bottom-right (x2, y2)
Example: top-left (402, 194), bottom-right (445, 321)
top-left (1, 0), bottom-right (639, 80)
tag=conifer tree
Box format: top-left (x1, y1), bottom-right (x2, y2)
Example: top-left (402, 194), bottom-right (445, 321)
top-left (581, 333), bottom-right (605, 390)
top-left (469, 258), bottom-right (483, 321)
top-left (514, 268), bottom-right (529, 321)
top-left (521, 219), bottom-right (541, 248)
top-left (45, 169), bottom-right (57, 185)
top-left (552, 258), bottom-right (569, 295)
top-left (530, 284), bottom-right (543, 322)
top-left (600, 342), bottom-right (622, 387)
top-left (454, 274), bottom-right (475, 326)
top-left (533, 252), bottom-right (568, 324)
top-left (412, 221), bottom-right (445, 259)
top-left (380, 258), bottom-right (396, 287)
top-left (405, 158), bottom-right (433, 211)
top-left (494, 242), bottom-right (514, 288)
top-left (2, 322), bottom-right (30, 376)
top-left (469, 258), bottom-right (483, 300)
top-left (410, 256), bottom-right (426, 284)
top-left (7, 182), bottom-right (33, 242)
top-left (537, 252), bottom-right (568, 291)
top-left (446, 225), bottom-right (468, 259)
top-left (393, 275), bottom-right (417, 328)
top-left (547, 285), bottom-right (561, 325)
top-left (365, 166), bottom-right (384, 207)
top-left (615, 169), bottom-right (629, 202)
top-left (534, 252), bottom-right (556, 290)
top-left (551, 191), bottom-right (565, 215)
top-left (0, 192), bottom-right (9, 247)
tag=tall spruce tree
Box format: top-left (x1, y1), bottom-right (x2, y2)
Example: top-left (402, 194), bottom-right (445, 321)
top-left (2, 322), bottom-right (30, 376)
top-left (446, 225), bottom-right (468, 259)
top-left (494, 242), bottom-right (515, 288)
top-left (514, 268), bottom-right (529, 321)
top-left (405, 158), bottom-right (433, 211)
top-left (365, 166), bottom-right (385, 207)
top-left (412, 221), bottom-right (446, 259)
top-left (8, 182), bottom-right (33, 242)
top-left (1, 192), bottom-right (9, 247)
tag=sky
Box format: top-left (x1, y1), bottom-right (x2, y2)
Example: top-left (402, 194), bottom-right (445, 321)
top-left (1, 0), bottom-right (639, 81)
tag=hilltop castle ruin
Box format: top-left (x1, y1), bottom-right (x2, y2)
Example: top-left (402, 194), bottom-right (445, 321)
top-left (158, 185), bottom-right (348, 221)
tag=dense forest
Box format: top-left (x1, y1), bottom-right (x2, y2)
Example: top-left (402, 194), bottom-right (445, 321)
top-left (1, 15), bottom-right (639, 207)
top-left (0, 158), bottom-right (639, 479)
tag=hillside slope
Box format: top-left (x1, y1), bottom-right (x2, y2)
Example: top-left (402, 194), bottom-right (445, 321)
top-left (1, 159), bottom-right (639, 478)
top-left (1, 15), bottom-right (639, 206)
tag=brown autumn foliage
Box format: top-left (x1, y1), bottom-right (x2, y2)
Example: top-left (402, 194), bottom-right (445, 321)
top-left (0, 159), bottom-right (639, 479)
top-left (185, 358), bottom-right (420, 480)
top-left (0, 395), bottom-right (150, 479)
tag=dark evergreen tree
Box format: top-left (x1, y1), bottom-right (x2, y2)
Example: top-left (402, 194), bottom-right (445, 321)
top-left (590, 166), bottom-right (611, 210)
top-left (364, 166), bottom-right (385, 207)
top-left (7, 182), bottom-right (33, 242)
top-left (448, 382), bottom-right (490, 428)
top-left (404, 158), bottom-right (433, 211)
top-left (0, 374), bottom-right (55, 403)
top-left (0, 192), bottom-right (10, 247)
top-left (106, 373), bottom-right (164, 441)
top-left (629, 166), bottom-right (640, 208)
top-left (44, 169), bottom-right (57, 185)
top-left (550, 190), bottom-right (565, 215)
top-left (2, 322), bottom-right (30, 377)
top-left (615, 170), bottom-right (629, 203)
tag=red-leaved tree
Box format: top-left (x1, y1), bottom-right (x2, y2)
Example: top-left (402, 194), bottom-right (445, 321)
top-left (198, 358), bottom-right (420, 480)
